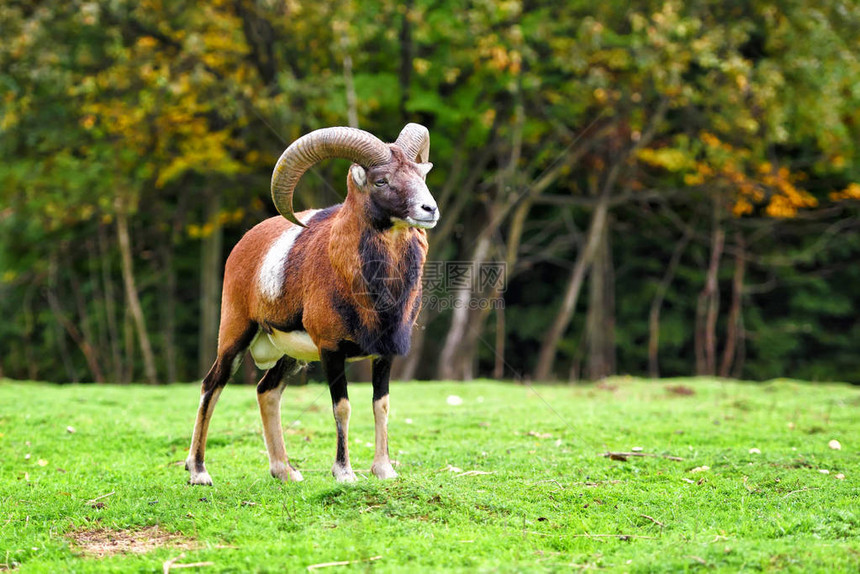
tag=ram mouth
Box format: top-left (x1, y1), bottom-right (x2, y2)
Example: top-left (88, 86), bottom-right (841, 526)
top-left (403, 216), bottom-right (439, 229)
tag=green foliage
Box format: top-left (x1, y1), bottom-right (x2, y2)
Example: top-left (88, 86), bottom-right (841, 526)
top-left (1, 0), bottom-right (859, 382)
top-left (0, 378), bottom-right (858, 571)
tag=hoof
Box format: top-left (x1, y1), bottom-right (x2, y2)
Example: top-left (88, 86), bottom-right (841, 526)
top-left (186, 458), bottom-right (213, 485)
top-left (371, 462), bottom-right (398, 480)
top-left (188, 471), bottom-right (213, 486)
top-left (271, 463), bottom-right (304, 482)
top-left (332, 464), bottom-right (357, 483)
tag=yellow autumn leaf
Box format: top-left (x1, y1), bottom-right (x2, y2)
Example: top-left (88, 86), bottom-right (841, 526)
top-left (733, 199), bottom-right (753, 216)
top-left (637, 147), bottom-right (694, 172)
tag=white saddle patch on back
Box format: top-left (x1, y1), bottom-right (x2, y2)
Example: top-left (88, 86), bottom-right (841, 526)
top-left (258, 210), bottom-right (319, 300)
top-left (249, 329), bottom-right (320, 369)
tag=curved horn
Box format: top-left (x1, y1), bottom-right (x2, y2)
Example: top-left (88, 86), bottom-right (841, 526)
top-left (394, 123), bottom-right (430, 163)
top-left (271, 127), bottom-right (391, 226)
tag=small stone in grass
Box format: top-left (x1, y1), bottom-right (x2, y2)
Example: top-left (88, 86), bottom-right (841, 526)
top-left (631, 446), bottom-right (643, 452)
top-left (690, 466), bottom-right (710, 473)
top-left (66, 426), bottom-right (75, 434)
top-left (835, 473), bottom-right (845, 480)
top-left (749, 448), bottom-right (761, 455)
top-left (819, 469), bottom-right (830, 474)
top-left (828, 439), bottom-right (842, 450)
top-left (447, 395), bottom-right (463, 406)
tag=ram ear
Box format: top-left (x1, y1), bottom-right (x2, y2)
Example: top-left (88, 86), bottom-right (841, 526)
top-left (350, 165), bottom-right (367, 188)
top-left (417, 162), bottom-right (433, 178)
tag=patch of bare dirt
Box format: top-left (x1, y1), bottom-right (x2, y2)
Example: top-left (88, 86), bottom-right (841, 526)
top-left (68, 526), bottom-right (196, 558)
top-left (665, 384), bottom-right (696, 396)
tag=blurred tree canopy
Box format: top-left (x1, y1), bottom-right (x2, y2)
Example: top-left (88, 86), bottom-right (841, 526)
top-left (1, 0), bottom-right (858, 383)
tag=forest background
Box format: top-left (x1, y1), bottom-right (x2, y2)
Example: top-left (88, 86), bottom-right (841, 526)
top-left (1, 0), bottom-right (859, 385)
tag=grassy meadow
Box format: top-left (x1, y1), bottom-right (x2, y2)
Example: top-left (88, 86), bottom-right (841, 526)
top-left (0, 377), bottom-right (858, 572)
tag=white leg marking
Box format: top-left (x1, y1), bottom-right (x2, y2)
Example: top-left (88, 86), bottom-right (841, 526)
top-left (332, 399), bottom-right (356, 483)
top-left (371, 395), bottom-right (397, 480)
top-left (258, 384), bottom-right (303, 482)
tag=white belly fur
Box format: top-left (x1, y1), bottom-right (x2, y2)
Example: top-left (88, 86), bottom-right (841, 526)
top-left (249, 328), bottom-right (374, 369)
top-left (249, 329), bottom-right (320, 368)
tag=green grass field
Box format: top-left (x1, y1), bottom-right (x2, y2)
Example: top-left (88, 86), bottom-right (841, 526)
top-left (1, 377), bottom-right (858, 572)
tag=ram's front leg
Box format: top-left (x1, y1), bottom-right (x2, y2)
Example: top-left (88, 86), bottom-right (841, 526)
top-left (371, 356), bottom-right (397, 479)
top-left (321, 348), bottom-right (356, 482)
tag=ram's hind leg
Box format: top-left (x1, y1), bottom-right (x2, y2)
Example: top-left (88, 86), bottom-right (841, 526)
top-left (186, 361), bottom-right (231, 486)
top-left (186, 323), bottom-right (256, 486)
top-left (257, 356), bottom-right (304, 482)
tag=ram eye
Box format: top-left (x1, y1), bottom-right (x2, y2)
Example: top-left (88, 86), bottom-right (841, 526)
top-left (374, 179), bottom-right (387, 188)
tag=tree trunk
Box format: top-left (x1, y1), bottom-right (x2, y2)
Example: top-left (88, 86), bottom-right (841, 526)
top-left (398, 0), bottom-right (414, 122)
top-left (534, 179), bottom-right (611, 381)
top-left (438, 235), bottom-right (492, 380)
top-left (394, 321), bottom-right (426, 381)
top-left (719, 230), bottom-right (745, 378)
top-left (695, 205), bottom-right (725, 376)
top-left (159, 238), bottom-right (178, 383)
top-left (98, 224), bottom-right (122, 381)
top-left (52, 313), bottom-right (77, 381)
top-left (47, 285), bottom-right (105, 383)
top-left (339, 27), bottom-right (358, 128)
top-left (648, 227), bottom-right (692, 378)
top-left (584, 219), bottom-right (615, 380)
top-left (493, 305), bottom-right (506, 379)
top-left (731, 310), bottom-right (747, 379)
top-left (198, 194), bottom-right (224, 377)
top-left (116, 207), bottom-right (159, 384)
top-left (87, 238), bottom-right (112, 382)
top-left (436, 92), bottom-right (525, 380)
top-left (46, 256), bottom-right (80, 383)
top-left (68, 268), bottom-right (106, 383)
top-left (123, 305), bottom-right (134, 383)
top-left (23, 289), bottom-right (39, 381)
top-left (534, 99), bottom-right (668, 381)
